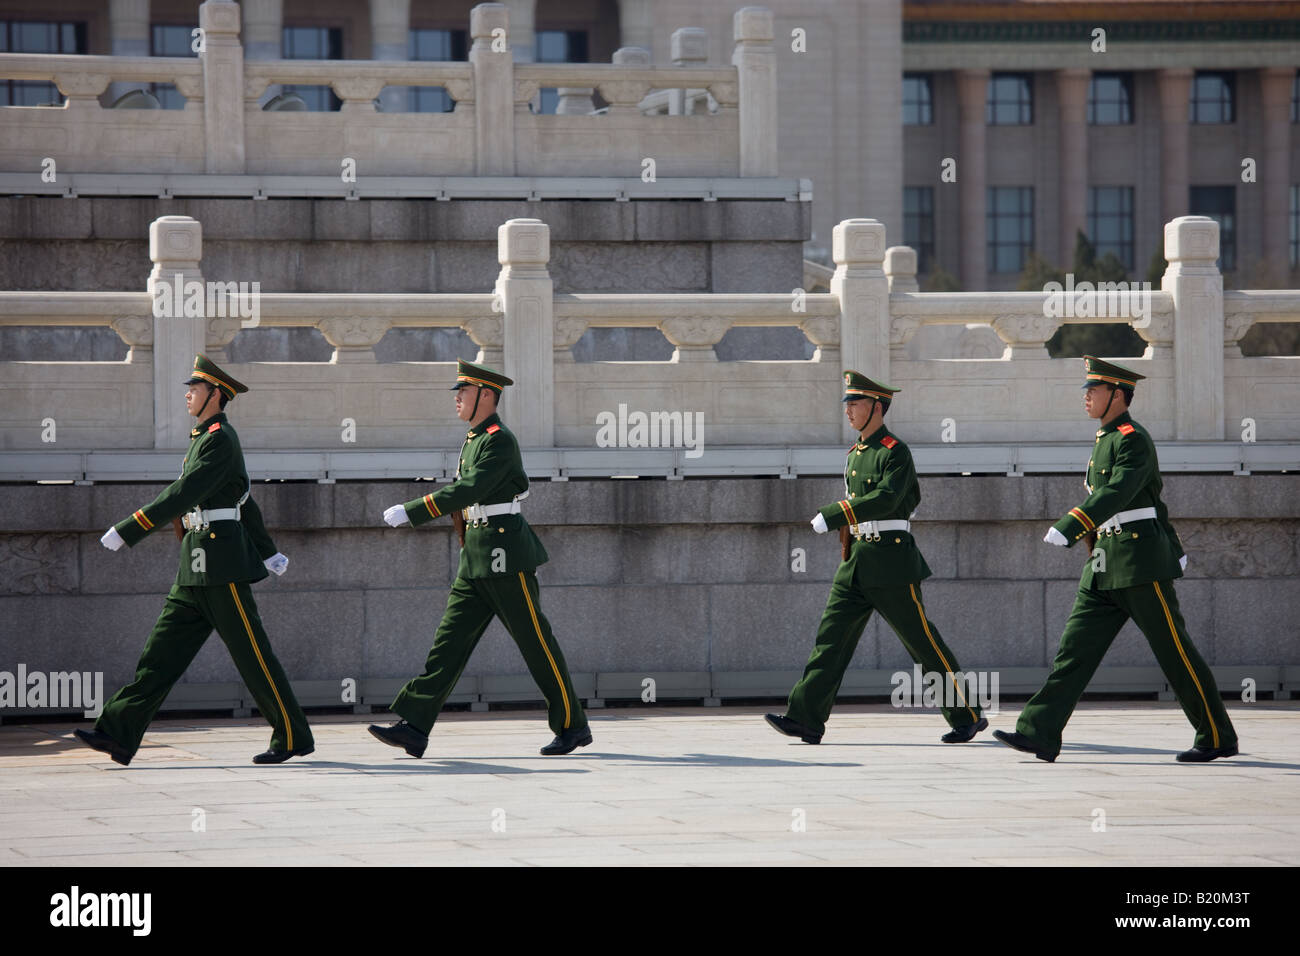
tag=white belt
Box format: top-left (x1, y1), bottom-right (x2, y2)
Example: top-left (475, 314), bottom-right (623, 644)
top-left (850, 519), bottom-right (910, 541)
top-left (463, 491), bottom-right (528, 525)
top-left (1096, 507), bottom-right (1157, 535)
top-left (182, 506), bottom-right (240, 530)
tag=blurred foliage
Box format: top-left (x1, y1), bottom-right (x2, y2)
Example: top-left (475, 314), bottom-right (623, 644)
top-left (921, 263), bottom-right (962, 292)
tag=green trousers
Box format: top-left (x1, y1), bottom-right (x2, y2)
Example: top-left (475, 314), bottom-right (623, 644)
top-left (392, 570), bottom-right (585, 736)
top-left (96, 582), bottom-right (314, 757)
top-left (1018, 579), bottom-right (1237, 757)
top-left (788, 572), bottom-right (982, 736)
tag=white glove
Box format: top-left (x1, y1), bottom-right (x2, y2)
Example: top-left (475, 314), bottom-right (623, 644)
top-left (100, 527), bottom-right (125, 551)
top-left (264, 552), bottom-right (289, 576)
top-left (1179, 554), bottom-right (1188, 571)
top-left (384, 504), bottom-right (410, 528)
top-left (811, 513), bottom-right (828, 534)
top-left (1043, 527), bottom-right (1068, 547)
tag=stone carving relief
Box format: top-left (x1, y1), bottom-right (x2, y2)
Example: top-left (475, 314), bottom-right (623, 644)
top-left (0, 535), bottom-right (78, 595)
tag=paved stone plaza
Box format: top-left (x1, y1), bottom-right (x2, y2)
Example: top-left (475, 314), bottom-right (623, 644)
top-left (1, 701), bottom-right (1296, 867)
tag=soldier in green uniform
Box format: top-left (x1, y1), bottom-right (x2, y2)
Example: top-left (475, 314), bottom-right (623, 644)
top-left (994, 356), bottom-right (1238, 763)
top-left (369, 360), bottom-right (591, 757)
top-left (766, 371), bottom-right (987, 744)
top-left (76, 355), bottom-right (315, 766)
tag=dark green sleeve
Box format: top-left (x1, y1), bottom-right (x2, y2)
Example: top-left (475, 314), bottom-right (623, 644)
top-left (113, 435), bottom-right (234, 547)
top-left (402, 437), bottom-right (513, 528)
top-left (818, 447), bottom-right (912, 530)
top-left (240, 494), bottom-right (277, 559)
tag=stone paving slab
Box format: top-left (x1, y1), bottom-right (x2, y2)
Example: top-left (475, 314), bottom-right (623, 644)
top-left (1, 701), bottom-right (1297, 867)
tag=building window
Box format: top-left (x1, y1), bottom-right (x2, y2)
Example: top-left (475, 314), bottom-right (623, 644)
top-left (535, 29), bottom-right (589, 115)
top-left (1189, 186), bottom-right (1236, 271)
top-left (987, 187), bottom-right (1034, 274)
top-left (149, 25), bottom-right (198, 109)
top-left (903, 73), bottom-right (933, 125)
top-left (903, 187), bottom-right (935, 274)
top-left (282, 26), bottom-right (343, 111)
top-left (1290, 185), bottom-right (1299, 268)
top-left (0, 20), bottom-right (85, 105)
top-left (987, 73), bottom-right (1032, 125)
top-left (1088, 187), bottom-right (1135, 270)
top-left (1190, 71), bottom-right (1234, 124)
top-left (407, 29), bottom-right (468, 112)
top-left (1088, 72), bottom-right (1133, 125)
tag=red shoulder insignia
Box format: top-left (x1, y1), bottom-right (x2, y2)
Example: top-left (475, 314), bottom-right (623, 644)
top-left (486, 423), bottom-right (501, 434)
top-left (208, 422), bottom-right (221, 433)
top-left (880, 435), bottom-right (898, 449)
top-left (1117, 423), bottom-right (1135, 436)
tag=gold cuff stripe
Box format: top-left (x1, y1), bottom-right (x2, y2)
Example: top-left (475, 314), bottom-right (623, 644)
top-left (837, 500), bottom-right (853, 525)
top-left (132, 510), bottom-right (153, 531)
top-left (1070, 508), bottom-right (1095, 532)
top-left (1154, 581), bottom-right (1219, 749)
top-left (229, 582), bottom-right (294, 751)
top-left (423, 494), bottom-right (439, 518)
top-left (845, 500), bottom-right (859, 527)
top-left (518, 572), bottom-right (570, 730)
top-left (909, 583), bottom-right (978, 724)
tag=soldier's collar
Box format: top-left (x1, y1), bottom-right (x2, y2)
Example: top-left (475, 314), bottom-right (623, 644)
top-left (466, 412), bottom-right (502, 439)
top-left (860, 424), bottom-right (889, 446)
top-left (191, 411), bottom-right (226, 438)
top-left (1096, 410), bottom-right (1132, 437)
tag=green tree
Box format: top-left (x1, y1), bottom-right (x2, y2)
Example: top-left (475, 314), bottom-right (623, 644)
top-left (1027, 230), bottom-right (1147, 358)
top-left (921, 264), bottom-right (962, 292)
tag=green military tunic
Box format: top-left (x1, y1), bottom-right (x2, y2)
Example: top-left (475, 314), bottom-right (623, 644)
top-left (95, 412), bottom-right (313, 757)
top-left (1016, 410), bottom-right (1237, 757)
top-left (389, 411), bottom-right (585, 737)
top-left (786, 424), bottom-right (983, 736)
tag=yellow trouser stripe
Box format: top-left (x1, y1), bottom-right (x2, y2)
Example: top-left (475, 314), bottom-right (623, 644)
top-left (229, 582), bottom-right (293, 751)
top-left (518, 571), bottom-right (570, 729)
top-left (909, 583), bottom-right (977, 723)
top-left (1153, 581), bottom-right (1218, 748)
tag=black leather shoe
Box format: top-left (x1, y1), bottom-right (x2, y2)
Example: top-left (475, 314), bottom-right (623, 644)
top-left (1176, 743), bottom-right (1238, 763)
top-left (368, 720), bottom-right (428, 758)
top-left (252, 746), bottom-right (315, 764)
top-left (992, 729), bottom-right (1057, 762)
top-left (764, 713), bottom-right (822, 745)
top-left (941, 716), bottom-right (989, 743)
top-left (73, 728), bottom-right (132, 766)
top-left (540, 725), bottom-right (593, 755)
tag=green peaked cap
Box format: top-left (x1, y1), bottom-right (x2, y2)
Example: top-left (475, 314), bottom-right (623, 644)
top-left (1081, 355), bottom-right (1145, 390)
top-left (450, 359), bottom-right (514, 393)
top-left (841, 369), bottom-right (901, 404)
top-left (183, 353), bottom-right (248, 399)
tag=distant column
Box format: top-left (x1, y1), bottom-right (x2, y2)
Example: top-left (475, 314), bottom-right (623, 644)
top-left (372, 0), bottom-right (411, 114)
top-left (107, 0), bottom-right (150, 104)
top-left (1259, 68), bottom-right (1293, 285)
top-left (956, 69), bottom-right (988, 289)
top-left (1157, 69), bottom-right (1192, 228)
top-left (1057, 68), bottom-right (1090, 267)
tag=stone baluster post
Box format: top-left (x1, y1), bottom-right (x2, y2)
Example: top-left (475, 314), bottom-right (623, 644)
top-left (471, 3), bottom-right (514, 175)
top-left (832, 219), bottom-right (891, 442)
top-left (200, 0), bottom-right (245, 173)
top-left (148, 216), bottom-right (207, 449)
top-left (1164, 216), bottom-right (1224, 440)
top-left (884, 246), bottom-right (918, 293)
top-left (670, 27), bottom-right (707, 115)
top-left (732, 7), bottom-right (776, 176)
top-left (497, 219), bottom-right (554, 447)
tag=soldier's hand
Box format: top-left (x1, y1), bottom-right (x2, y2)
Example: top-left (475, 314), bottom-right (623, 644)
top-left (1179, 554), bottom-right (1188, 571)
top-left (100, 527), bottom-right (125, 551)
top-left (264, 552), bottom-right (289, 576)
top-left (810, 513), bottom-right (828, 534)
top-left (1043, 527), bottom-right (1068, 546)
top-left (383, 504), bottom-right (410, 528)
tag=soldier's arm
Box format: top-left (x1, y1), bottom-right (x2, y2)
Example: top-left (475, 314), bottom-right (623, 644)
top-left (402, 437), bottom-right (512, 528)
top-left (816, 446), bottom-right (913, 531)
top-left (240, 494), bottom-right (278, 560)
top-left (1051, 433), bottom-right (1154, 545)
top-left (113, 435), bottom-right (235, 547)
